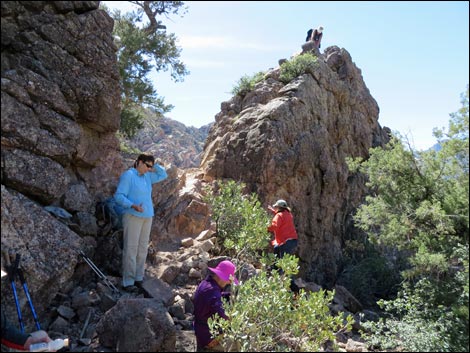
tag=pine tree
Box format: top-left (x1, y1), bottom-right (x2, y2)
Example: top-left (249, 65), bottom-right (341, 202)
top-left (102, 1), bottom-right (189, 138)
top-left (351, 87), bottom-right (469, 351)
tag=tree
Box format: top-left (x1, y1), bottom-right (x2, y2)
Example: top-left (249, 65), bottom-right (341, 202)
top-left (102, 1), bottom-right (189, 138)
top-left (350, 87), bottom-right (469, 351)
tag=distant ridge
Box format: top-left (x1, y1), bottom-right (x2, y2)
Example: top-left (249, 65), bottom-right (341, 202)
top-left (128, 116), bottom-right (212, 168)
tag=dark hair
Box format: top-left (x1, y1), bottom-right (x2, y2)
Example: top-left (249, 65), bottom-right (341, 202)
top-left (133, 154), bottom-right (155, 168)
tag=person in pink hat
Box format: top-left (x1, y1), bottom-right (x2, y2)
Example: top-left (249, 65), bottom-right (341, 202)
top-left (193, 260), bottom-right (238, 351)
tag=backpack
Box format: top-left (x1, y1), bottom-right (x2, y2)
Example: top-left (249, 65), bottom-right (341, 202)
top-left (306, 28), bottom-right (313, 42)
top-left (96, 197), bottom-right (124, 234)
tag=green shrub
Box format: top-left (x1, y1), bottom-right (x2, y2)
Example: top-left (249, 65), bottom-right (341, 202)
top-left (339, 254), bottom-right (401, 308)
top-left (210, 255), bottom-right (353, 352)
top-left (361, 260), bottom-right (469, 352)
top-left (203, 180), bottom-right (271, 263)
top-left (231, 71), bottom-right (266, 96)
top-left (117, 131), bottom-right (142, 154)
top-left (279, 53), bottom-right (318, 84)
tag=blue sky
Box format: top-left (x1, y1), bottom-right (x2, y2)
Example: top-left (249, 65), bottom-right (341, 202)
top-left (103, 1), bottom-right (469, 150)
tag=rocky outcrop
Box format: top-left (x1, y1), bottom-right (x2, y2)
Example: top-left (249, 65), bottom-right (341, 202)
top-left (200, 46), bottom-right (390, 287)
top-left (151, 168), bottom-right (211, 245)
top-left (37, 231), bottom-right (367, 352)
top-left (1, 1), bottom-right (122, 325)
top-left (128, 116), bottom-right (211, 169)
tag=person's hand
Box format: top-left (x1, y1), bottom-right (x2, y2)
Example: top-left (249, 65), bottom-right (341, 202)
top-left (24, 330), bottom-right (52, 350)
top-left (132, 203), bottom-right (144, 212)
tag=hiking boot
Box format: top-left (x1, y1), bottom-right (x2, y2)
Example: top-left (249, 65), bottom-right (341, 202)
top-left (135, 281), bottom-right (143, 289)
top-left (123, 285), bottom-right (139, 293)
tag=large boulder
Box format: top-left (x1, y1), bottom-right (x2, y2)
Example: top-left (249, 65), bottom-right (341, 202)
top-left (200, 46), bottom-right (390, 287)
top-left (96, 298), bottom-right (176, 352)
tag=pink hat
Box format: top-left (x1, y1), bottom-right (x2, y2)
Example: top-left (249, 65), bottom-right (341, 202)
top-left (208, 260), bottom-right (239, 285)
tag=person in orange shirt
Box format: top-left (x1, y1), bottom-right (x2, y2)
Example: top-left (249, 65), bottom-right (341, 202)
top-left (267, 200), bottom-right (300, 293)
top-left (268, 199), bottom-right (298, 258)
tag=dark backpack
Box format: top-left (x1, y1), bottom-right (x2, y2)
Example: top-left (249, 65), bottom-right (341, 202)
top-left (96, 197), bottom-right (124, 234)
top-left (306, 29), bottom-right (313, 42)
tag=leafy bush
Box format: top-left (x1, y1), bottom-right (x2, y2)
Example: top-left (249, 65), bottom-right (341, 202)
top-left (203, 180), bottom-right (271, 262)
top-left (209, 255), bottom-right (353, 352)
top-left (231, 71), bottom-right (266, 96)
top-left (279, 53), bottom-right (318, 84)
top-left (338, 233), bottom-right (406, 308)
top-left (338, 254), bottom-right (401, 308)
top-left (362, 256), bottom-right (469, 352)
top-left (117, 131), bottom-right (142, 154)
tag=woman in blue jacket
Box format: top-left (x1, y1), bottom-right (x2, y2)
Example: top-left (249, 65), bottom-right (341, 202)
top-left (114, 154), bottom-right (167, 291)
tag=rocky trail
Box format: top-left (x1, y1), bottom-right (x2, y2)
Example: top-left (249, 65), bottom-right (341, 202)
top-left (43, 237), bottom-right (200, 352)
top-left (33, 233), bottom-right (371, 353)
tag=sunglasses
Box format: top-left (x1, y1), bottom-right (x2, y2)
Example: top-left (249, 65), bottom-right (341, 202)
top-left (143, 162), bottom-right (153, 169)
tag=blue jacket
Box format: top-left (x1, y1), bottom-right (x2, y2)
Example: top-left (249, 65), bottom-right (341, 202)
top-left (114, 164), bottom-right (167, 218)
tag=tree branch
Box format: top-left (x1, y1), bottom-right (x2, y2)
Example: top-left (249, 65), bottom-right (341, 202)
top-left (128, 1), bottom-right (167, 33)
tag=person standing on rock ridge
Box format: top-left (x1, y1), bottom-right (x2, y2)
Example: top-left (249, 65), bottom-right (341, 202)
top-left (193, 260), bottom-right (239, 351)
top-left (313, 26), bottom-right (324, 49)
top-left (306, 26), bottom-right (324, 49)
top-left (114, 154), bottom-right (167, 292)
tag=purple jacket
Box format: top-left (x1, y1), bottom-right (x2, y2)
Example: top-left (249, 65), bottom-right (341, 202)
top-left (193, 275), bottom-right (229, 348)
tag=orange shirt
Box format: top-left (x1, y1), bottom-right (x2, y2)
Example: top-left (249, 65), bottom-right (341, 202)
top-left (267, 210), bottom-right (298, 246)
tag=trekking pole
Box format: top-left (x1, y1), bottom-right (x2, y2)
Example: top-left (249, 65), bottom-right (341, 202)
top-left (2, 250), bottom-right (25, 333)
top-left (78, 250), bottom-right (120, 294)
top-left (16, 255), bottom-right (41, 330)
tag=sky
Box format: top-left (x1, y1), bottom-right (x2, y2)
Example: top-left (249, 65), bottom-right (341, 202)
top-left (103, 1), bottom-right (469, 150)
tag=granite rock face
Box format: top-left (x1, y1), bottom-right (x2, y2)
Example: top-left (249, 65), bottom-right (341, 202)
top-left (1, 1), bottom-right (122, 323)
top-left (200, 46), bottom-right (390, 286)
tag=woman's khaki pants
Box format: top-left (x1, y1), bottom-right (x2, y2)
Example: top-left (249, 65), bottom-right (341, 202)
top-left (122, 213), bottom-right (152, 287)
